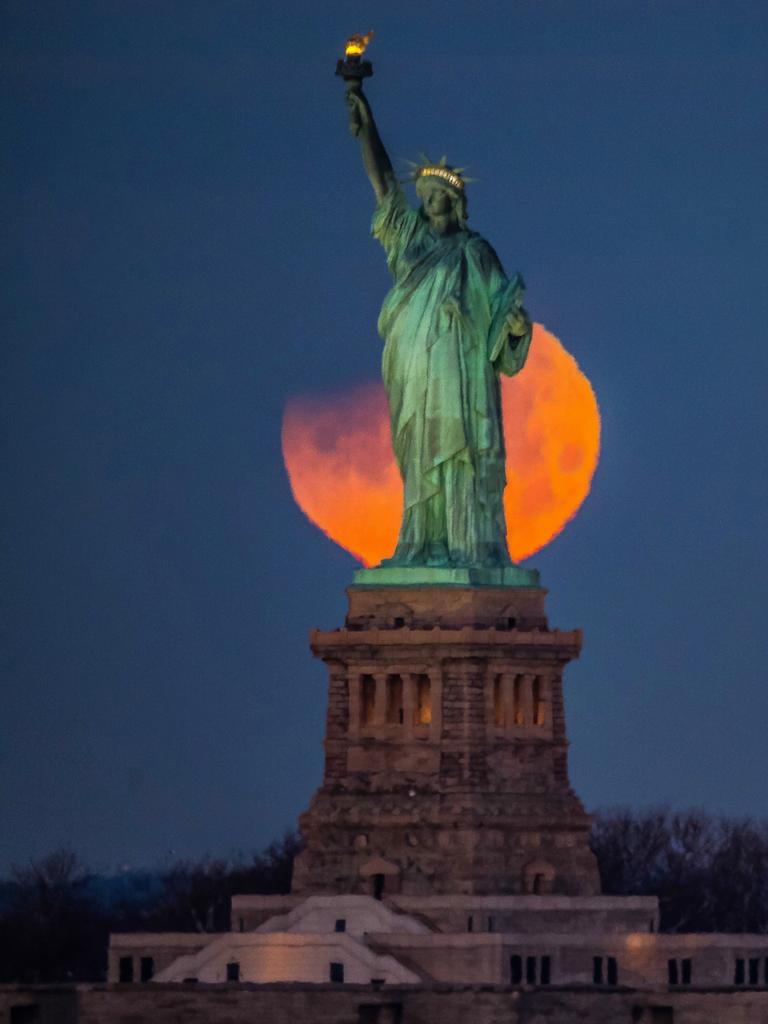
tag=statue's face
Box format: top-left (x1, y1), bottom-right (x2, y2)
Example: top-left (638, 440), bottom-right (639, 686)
top-left (417, 181), bottom-right (459, 234)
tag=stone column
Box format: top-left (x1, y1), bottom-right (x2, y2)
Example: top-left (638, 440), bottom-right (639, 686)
top-left (348, 671), bottom-right (360, 739)
top-left (402, 672), bottom-right (416, 736)
top-left (429, 669), bottom-right (442, 742)
top-left (373, 672), bottom-right (387, 726)
top-left (520, 672), bottom-right (535, 728)
top-left (502, 671), bottom-right (516, 732)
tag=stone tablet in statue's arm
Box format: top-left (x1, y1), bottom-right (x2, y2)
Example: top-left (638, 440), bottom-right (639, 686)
top-left (489, 272), bottom-right (532, 376)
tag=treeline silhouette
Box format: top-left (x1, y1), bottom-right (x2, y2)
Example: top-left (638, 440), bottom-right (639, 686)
top-left (0, 832), bottom-right (301, 984)
top-left (591, 807), bottom-right (768, 934)
top-left (2, 809), bottom-right (768, 983)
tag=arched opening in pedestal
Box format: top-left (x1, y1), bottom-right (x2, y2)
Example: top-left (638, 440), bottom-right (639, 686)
top-left (360, 856), bottom-right (401, 900)
top-left (523, 859), bottom-right (556, 895)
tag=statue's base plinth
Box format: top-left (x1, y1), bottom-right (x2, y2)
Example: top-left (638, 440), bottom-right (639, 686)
top-left (352, 564), bottom-right (540, 588)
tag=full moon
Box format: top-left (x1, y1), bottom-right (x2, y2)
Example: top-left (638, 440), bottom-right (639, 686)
top-left (282, 324), bottom-right (600, 566)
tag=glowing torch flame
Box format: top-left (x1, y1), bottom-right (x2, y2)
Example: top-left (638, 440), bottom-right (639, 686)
top-left (345, 30), bottom-right (374, 57)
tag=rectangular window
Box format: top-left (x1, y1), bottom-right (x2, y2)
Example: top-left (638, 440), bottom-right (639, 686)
top-left (510, 955), bottom-right (522, 984)
top-left (526, 956), bottom-right (537, 984)
top-left (334, 918), bottom-right (346, 933)
top-left (238, 917), bottom-right (244, 933)
top-left (140, 956), bottom-right (154, 983)
top-left (607, 956), bottom-right (618, 986)
top-left (749, 957), bottom-right (759, 985)
top-left (414, 674), bottom-right (432, 725)
top-left (118, 956), bottom-right (134, 983)
top-left (330, 961), bottom-right (345, 984)
top-left (226, 962), bottom-right (240, 982)
top-left (385, 675), bottom-right (403, 724)
top-left (735, 958), bottom-right (745, 985)
top-left (487, 916), bottom-right (495, 933)
top-left (467, 915), bottom-right (474, 933)
top-left (667, 959), bottom-right (678, 985)
top-left (540, 956), bottom-right (551, 985)
top-left (681, 958), bottom-right (691, 985)
top-left (361, 675), bottom-right (376, 725)
top-left (593, 956), bottom-right (603, 985)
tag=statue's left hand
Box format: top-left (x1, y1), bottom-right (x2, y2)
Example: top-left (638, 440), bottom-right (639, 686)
top-left (506, 306), bottom-right (530, 338)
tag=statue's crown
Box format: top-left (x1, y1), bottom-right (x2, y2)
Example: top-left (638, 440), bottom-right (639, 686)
top-left (417, 165), bottom-right (465, 191)
top-left (406, 155), bottom-right (471, 193)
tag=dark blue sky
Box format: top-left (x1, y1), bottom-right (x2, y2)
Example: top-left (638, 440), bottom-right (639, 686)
top-left (2, 0), bottom-right (767, 873)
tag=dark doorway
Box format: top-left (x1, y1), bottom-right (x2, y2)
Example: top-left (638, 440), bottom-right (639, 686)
top-left (358, 1005), bottom-right (403, 1024)
top-left (633, 1009), bottom-right (674, 1024)
top-left (11, 1008), bottom-right (40, 1024)
top-left (372, 873), bottom-right (385, 900)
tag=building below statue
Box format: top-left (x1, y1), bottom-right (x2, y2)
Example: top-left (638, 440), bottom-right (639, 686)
top-left (80, 583), bottom-right (768, 1022)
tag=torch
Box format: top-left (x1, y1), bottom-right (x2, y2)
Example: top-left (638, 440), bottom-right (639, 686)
top-left (335, 31), bottom-right (374, 92)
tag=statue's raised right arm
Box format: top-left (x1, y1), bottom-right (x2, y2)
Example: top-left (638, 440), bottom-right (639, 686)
top-left (346, 88), bottom-right (394, 202)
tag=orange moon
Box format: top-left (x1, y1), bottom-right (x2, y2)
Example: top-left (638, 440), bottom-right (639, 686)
top-left (282, 324), bottom-right (600, 566)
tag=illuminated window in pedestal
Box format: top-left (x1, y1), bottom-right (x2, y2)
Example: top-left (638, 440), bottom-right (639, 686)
top-left (532, 677), bottom-right (545, 726)
top-left (386, 675), bottom-right (404, 724)
top-left (414, 674), bottom-right (431, 725)
top-left (360, 675), bottom-right (376, 726)
top-left (513, 676), bottom-right (524, 725)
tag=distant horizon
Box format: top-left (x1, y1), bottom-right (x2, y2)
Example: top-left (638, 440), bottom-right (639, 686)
top-left (5, 802), bottom-right (768, 879)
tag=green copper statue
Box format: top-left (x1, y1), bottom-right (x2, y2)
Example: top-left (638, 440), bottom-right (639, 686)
top-left (346, 81), bottom-right (533, 576)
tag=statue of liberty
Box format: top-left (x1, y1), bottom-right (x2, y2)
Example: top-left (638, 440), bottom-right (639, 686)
top-left (346, 82), bottom-right (533, 577)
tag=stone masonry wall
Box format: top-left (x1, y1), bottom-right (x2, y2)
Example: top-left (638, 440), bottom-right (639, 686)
top-left (5, 984), bottom-right (768, 1024)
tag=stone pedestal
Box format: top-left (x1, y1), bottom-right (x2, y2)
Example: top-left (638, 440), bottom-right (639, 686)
top-left (293, 585), bottom-right (600, 898)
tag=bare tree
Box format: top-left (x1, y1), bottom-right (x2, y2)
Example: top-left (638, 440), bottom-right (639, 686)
top-left (591, 807), bottom-right (768, 933)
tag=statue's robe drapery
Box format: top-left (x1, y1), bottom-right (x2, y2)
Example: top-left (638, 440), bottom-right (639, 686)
top-left (373, 186), bottom-right (532, 567)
